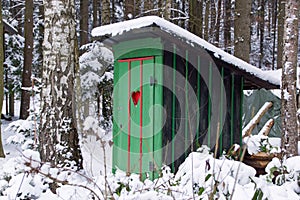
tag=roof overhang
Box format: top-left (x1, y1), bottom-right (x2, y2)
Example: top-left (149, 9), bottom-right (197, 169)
top-left (92, 16), bottom-right (280, 90)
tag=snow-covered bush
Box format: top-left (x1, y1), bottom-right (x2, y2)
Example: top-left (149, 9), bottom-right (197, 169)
top-left (243, 134), bottom-right (281, 155)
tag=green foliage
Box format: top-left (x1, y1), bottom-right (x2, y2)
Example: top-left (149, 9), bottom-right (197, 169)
top-left (115, 182), bottom-right (130, 196)
top-left (252, 188), bottom-right (264, 200)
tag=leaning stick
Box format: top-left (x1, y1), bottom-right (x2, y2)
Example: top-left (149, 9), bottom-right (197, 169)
top-left (242, 102), bottom-right (273, 138)
top-left (258, 119), bottom-right (274, 136)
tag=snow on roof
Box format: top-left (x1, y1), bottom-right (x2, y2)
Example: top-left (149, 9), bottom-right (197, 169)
top-left (92, 16), bottom-right (280, 87)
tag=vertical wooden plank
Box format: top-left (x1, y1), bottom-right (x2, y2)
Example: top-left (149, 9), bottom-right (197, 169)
top-left (185, 50), bottom-right (189, 157)
top-left (141, 58), bottom-right (154, 179)
top-left (197, 56), bottom-right (201, 147)
top-left (208, 62), bottom-right (212, 147)
top-left (171, 44), bottom-right (176, 172)
top-left (153, 55), bottom-right (163, 179)
top-left (219, 67), bottom-right (224, 155)
top-left (240, 77), bottom-right (244, 146)
top-left (112, 60), bottom-right (130, 174)
top-left (230, 74), bottom-right (235, 145)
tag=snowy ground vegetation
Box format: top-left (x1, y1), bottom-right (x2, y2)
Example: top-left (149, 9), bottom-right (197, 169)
top-left (0, 115), bottom-right (300, 200)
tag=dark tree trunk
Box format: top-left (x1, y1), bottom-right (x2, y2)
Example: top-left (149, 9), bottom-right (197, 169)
top-left (20, 0), bottom-right (33, 119)
top-left (80, 0), bottom-right (89, 47)
top-left (93, 0), bottom-right (100, 27)
top-left (0, 0), bottom-right (6, 157)
top-left (277, 0), bottom-right (285, 69)
top-left (124, 0), bottom-right (135, 19)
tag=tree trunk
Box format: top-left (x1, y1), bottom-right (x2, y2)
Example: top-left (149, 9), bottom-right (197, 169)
top-left (204, 0), bottom-right (210, 41)
top-left (93, 0), bottom-right (100, 27)
top-left (20, 0), bottom-right (33, 119)
top-left (224, 0), bottom-right (232, 53)
top-left (165, 0), bottom-right (172, 21)
top-left (215, 0), bottom-right (222, 46)
top-left (0, 0), bottom-right (6, 158)
top-left (210, 0), bottom-right (216, 44)
top-left (281, 0), bottom-right (298, 157)
top-left (124, 0), bottom-right (135, 19)
top-left (101, 0), bottom-right (111, 25)
top-left (234, 0), bottom-right (251, 62)
top-left (143, 0), bottom-right (153, 16)
top-left (39, 0), bottom-right (82, 168)
top-left (272, 0), bottom-right (278, 70)
top-left (258, 0), bottom-right (265, 68)
top-left (277, 0), bottom-right (285, 69)
top-left (80, 0), bottom-right (89, 46)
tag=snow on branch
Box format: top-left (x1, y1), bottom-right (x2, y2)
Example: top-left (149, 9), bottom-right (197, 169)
top-left (242, 102), bottom-right (273, 137)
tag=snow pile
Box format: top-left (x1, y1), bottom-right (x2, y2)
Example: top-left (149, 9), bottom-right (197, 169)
top-left (243, 135), bottom-right (281, 155)
top-left (0, 111), bottom-right (299, 199)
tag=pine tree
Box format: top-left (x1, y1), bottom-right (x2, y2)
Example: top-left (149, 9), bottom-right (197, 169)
top-left (39, 0), bottom-right (82, 168)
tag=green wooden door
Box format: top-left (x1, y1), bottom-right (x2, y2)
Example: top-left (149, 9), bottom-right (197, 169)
top-left (113, 56), bottom-right (163, 180)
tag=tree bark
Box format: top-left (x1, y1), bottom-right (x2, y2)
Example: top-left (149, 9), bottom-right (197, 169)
top-left (39, 0), bottom-right (82, 168)
top-left (124, 0), bottom-right (135, 19)
top-left (224, 0), bottom-right (232, 53)
top-left (0, 0), bottom-right (6, 157)
top-left (101, 0), bottom-right (111, 25)
top-left (204, 0), bottom-right (210, 41)
top-left (234, 0), bottom-right (251, 62)
top-left (277, 0), bottom-right (285, 69)
top-left (20, 0), bottom-right (33, 119)
top-left (143, 0), bottom-right (153, 16)
top-left (281, 0), bottom-right (299, 157)
top-left (215, 0), bottom-right (222, 46)
top-left (93, 0), bottom-right (100, 27)
top-left (258, 0), bottom-right (265, 69)
top-left (80, 0), bottom-right (89, 46)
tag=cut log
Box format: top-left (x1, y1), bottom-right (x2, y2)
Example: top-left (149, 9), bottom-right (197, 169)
top-left (258, 119), bottom-right (275, 136)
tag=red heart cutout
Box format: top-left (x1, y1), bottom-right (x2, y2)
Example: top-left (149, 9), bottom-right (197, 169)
top-left (131, 91), bottom-right (141, 106)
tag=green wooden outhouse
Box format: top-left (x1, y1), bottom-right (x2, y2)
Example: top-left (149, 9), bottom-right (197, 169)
top-left (92, 16), bottom-right (280, 179)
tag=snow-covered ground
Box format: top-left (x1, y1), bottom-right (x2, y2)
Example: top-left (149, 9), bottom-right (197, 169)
top-left (0, 101), bottom-right (300, 199)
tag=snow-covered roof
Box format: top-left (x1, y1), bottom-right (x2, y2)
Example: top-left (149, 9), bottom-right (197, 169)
top-left (92, 16), bottom-right (280, 88)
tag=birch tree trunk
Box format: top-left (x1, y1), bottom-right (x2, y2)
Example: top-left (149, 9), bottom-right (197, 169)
top-left (281, 0), bottom-right (299, 157)
top-left (20, 0), bottom-right (33, 119)
top-left (39, 0), bottom-right (82, 168)
top-left (0, 0), bottom-right (6, 158)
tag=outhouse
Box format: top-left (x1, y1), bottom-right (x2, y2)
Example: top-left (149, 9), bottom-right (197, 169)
top-left (92, 16), bottom-right (280, 179)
